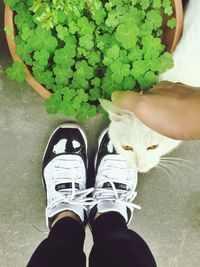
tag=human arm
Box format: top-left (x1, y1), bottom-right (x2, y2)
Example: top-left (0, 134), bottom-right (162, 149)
top-left (111, 81), bottom-right (200, 140)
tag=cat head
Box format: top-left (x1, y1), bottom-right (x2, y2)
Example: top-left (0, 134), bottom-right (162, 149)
top-left (100, 99), bottom-right (181, 173)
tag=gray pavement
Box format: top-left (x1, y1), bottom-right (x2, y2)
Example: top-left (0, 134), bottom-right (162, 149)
top-left (0, 2), bottom-right (200, 266)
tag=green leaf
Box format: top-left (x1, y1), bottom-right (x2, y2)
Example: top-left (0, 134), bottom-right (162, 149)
top-left (35, 71), bottom-right (55, 89)
top-left (143, 71), bottom-right (159, 87)
top-left (71, 73), bottom-right (89, 89)
top-left (107, 44), bottom-right (120, 59)
top-left (62, 99), bottom-right (76, 116)
top-left (33, 49), bottom-right (50, 66)
top-left (87, 51), bottom-right (101, 66)
top-left (65, 35), bottom-right (77, 46)
top-left (92, 6), bottom-right (106, 25)
top-left (103, 44), bottom-right (120, 66)
top-left (158, 52), bottom-right (174, 73)
top-left (16, 42), bottom-right (33, 66)
top-left (91, 77), bottom-right (101, 87)
top-left (87, 105), bottom-right (97, 118)
top-left (118, 8), bottom-right (144, 27)
top-left (110, 60), bottom-right (130, 83)
top-left (57, 10), bottom-right (67, 24)
top-left (101, 69), bottom-right (114, 95)
top-left (14, 9), bottom-right (35, 29)
top-left (35, 6), bottom-right (58, 29)
top-left (167, 18), bottom-right (176, 29)
top-left (54, 74), bottom-right (69, 86)
top-left (128, 47), bottom-right (143, 62)
top-left (32, 63), bottom-right (45, 76)
top-left (63, 88), bottom-right (76, 100)
top-left (162, 0), bottom-right (173, 16)
top-left (56, 25), bottom-right (70, 41)
top-left (142, 36), bottom-right (164, 60)
top-left (146, 10), bottom-right (162, 29)
top-left (6, 61), bottom-right (26, 83)
top-left (68, 21), bottom-right (79, 34)
top-left (75, 60), bottom-right (94, 80)
top-left (105, 10), bottom-right (119, 28)
top-left (77, 17), bottom-right (95, 36)
top-left (20, 25), bottom-right (34, 41)
top-left (79, 34), bottom-right (94, 50)
top-left (77, 88), bottom-right (89, 102)
top-left (45, 96), bottom-right (61, 114)
top-left (77, 47), bottom-right (88, 57)
top-left (115, 23), bottom-right (139, 49)
top-left (76, 103), bottom-right (97, 121)
top-left (89, 87), bottom-right (101, 100)
top-left (153, 0), bottom-right (161, 9)
top-left (131, 60), bottom-right (149, 79)
top-left (54, 48), bottom-right (75, 65)
top-left (122, 76), bottom-right (136, 90)
top-left (28, 27), bottom-right (58, 52)
top-left (139, 0), bottom-right (150, 10)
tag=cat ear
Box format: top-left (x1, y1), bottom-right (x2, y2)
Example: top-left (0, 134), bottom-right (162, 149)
top-left (99, 99), bottom-right (133, 122)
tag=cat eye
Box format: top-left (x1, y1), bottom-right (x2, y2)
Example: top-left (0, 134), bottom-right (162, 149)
top-left (147, 144), bottom-right (159, 150)
top-left (122, 145), bottom-right (134, 151)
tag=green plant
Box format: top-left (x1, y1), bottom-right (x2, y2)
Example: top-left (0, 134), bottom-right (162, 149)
top-left (5, 0), bottom-right (175, 120)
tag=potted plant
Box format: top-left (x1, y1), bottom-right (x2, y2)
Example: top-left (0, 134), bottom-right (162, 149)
top-left (4, 0), bottom-right (183, 121)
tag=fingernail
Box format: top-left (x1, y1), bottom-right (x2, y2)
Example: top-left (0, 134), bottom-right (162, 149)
top-left (111, 91), bottom-right (122, 102)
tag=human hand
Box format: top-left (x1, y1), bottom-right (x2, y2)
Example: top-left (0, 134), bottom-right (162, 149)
top-left (111, 81), bottom-right (200, 140)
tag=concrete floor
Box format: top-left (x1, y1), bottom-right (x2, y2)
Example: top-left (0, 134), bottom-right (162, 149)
top-left (0, 2), bottom-right (200, 267)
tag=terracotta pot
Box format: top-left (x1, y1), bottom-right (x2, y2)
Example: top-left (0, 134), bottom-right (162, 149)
top-left (162, 0), bottom-right (184, 52)
top-left (4, 1), bottom-right (184, 99)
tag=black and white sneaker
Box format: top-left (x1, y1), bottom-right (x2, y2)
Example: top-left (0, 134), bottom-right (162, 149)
top-left (89, 128), bottom-right (141, 225)
top-left (42, 123), bottom-right (93, 228)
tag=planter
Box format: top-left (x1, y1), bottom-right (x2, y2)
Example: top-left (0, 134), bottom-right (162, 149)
top-left (161, 0), bottom-right (184, 52)
top-left (4, 1), bottom-right (184, 102)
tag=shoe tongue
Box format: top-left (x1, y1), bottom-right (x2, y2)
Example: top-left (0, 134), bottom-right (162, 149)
top-left (55, 183), bottom-right (80, 191)
top-left (103, 182), bottom-right (127, 190)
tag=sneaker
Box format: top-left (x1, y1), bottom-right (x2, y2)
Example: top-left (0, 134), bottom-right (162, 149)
top-left (42, 123), bottom-right (93, 228)
top-left (89, 128), bottom-right (141, 225)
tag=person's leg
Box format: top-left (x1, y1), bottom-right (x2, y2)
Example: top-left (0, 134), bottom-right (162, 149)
top-left (88, 128), bottom-right (157, 267)
top-left (89, 212), bottom-right (156, 267)
top-left (27, 212), bottom-right (86, 267)
top-left (27, 123), bottom-right (92, 267)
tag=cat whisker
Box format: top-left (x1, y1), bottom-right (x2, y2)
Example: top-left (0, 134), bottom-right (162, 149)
top-left (157, 164), bottom-right (172, 180)
top-left (160, 160), bottom-right (186, 174)
top-left (160, 159), bottom-right (195, 173)
top-left (161, 157), bottom-right (195, 165)
top-left (161, 157), bottom-right (195, 168)
top-left (158, 162), bottom-right (176, 179)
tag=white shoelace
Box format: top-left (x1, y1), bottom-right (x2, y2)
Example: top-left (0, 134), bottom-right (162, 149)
top-left (94, 178), bottom-right (141, 210)
top-left (94, 159), bottom-right (141, 210)
top-left (45, 156), bottom-right (96, 215)
top-left (46, 185), bottom-right (95, 214)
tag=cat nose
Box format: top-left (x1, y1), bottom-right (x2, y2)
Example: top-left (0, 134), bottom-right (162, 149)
top-left (136, 162), bottom-right (146, 169)
top-left (135, 158), bottom-right (142, 168)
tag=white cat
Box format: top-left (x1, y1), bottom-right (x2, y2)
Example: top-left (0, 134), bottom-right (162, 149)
top-left (100, 0), bottom-right (199, 173)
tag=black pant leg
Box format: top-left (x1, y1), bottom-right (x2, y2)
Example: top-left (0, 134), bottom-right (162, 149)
top-left (27, 217), bottom-right (86, 267)
top-left (89, 212), bottom-right (157, 267)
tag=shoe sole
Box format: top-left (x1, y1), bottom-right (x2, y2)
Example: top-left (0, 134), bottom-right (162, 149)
top-left (42, 122), bottom-right (88, 188)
